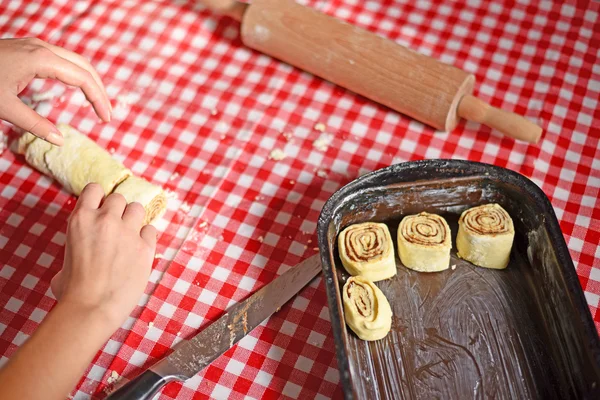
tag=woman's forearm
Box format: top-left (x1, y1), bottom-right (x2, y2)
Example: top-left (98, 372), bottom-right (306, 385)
top-left (0, 300), bottom-right (116, 400)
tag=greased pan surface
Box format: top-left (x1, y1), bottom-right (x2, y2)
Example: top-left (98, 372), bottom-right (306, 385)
top-left (317, 160), bottom-right (600, 399)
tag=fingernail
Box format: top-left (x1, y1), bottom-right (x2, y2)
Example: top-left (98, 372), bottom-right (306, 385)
top-left (47, 128), bottom-right (64, 146)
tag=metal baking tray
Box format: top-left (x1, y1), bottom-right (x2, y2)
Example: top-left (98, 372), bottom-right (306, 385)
top-left (317, 160), bottom-right (600, 399)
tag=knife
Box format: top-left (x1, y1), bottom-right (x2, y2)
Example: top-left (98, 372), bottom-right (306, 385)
top-left (106, 254), bottom-right (322, 399)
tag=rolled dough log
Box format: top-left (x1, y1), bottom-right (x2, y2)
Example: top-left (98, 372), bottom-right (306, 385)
top-left (17, 124), bottom-right (131, 195)
top-left (114, 176), bottom-right (167, 225)
top-left (16, 124), bottom-right (167, 225)
top-left (338, 222), bottom-right (396, 282)
top-left (397, 212), bottom-right (452, 272)
top-left (343, 276), bottom-right (392, 341)
top-left (456, 203), bottom-right (514, 269)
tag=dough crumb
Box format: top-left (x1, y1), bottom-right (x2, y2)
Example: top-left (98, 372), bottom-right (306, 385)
top-left (177, 331), bottom-right (181, 336)
top-left (180, 202), bottom-right (191, 213)
top-left (451, 264), bottom-right (457, 270)
top-left (155, 253), bottom-right (164, 259)
top-left (107, 370), bottom-right (120, 384)
top-left (258, 236), bottom-right (264, 242)
top-left (307, 239), bottom-right (312, 243)
top-left (282, 132), bottom-right (294, 141)
top-left (198, 221), bottom-right (208, 228)
top-left (269, 148), bottom-right (286, 161)
top-left (304, 245), bottom-right (308, 249)
top-left (211, 109), bottom-right (218, 116)
top-left (165, 189), bottom-right (178, 200)
top-left (169, 172), bottom-right (180, 181)
top-left (32, 91), bottom-right (57, 102)
top-left (290, 180), bottom-right (295, 184)
top-left (109, 147), bottom-right (116, 154)
top-left (316, 169), bottom-right (328, 178)
top-left (220, 134), bottom-right (226, 140)
top-left (314, 122), bottom-right (326, 132)
top-left (313, 133), bottom-right (333, 151)
top-left (148, 322), bottom-right (154, 328)
top-left (313, 247), bottom-right (319, 251)
top-left (116, 92), bottom-right (140, 108)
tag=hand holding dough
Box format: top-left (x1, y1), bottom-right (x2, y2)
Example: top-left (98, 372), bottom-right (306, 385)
top-left (457, 203), bottom-right (514, 269)
top-left (397, 212), bottom-right (452, 272)
top-left (343, 276), bottom-right (392, 341)
top-left (16, 124), bottom-right (167, 225)
top-left (338, 222), bottom-right (396, 282)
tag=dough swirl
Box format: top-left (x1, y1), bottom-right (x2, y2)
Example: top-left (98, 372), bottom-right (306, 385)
top-left (343, 276), bottom-right (392, 341)
top-left (338, 222), bottom-right (396, 281)
top-left (397, 212), bottom-right (452, 272)
top-left (457, 203), bottom-right (514, 269)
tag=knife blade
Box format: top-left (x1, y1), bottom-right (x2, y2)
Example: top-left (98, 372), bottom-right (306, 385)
top-left (106, 254), bottom-right (321, 399)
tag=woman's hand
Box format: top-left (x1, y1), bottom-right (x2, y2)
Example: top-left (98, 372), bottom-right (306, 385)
top-left (51, 183), bottom-right (157, 330)
top-left (0, 38), bottom-right (112, 146)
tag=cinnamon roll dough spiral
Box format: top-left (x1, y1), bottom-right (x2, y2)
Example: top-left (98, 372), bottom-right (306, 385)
top-left (343, 276), bottom-right (392, 341)
top-left (338, 222), bottom-right (396, 282)
top-left (457, 203), bottom-right (514, 269)
top-left (397, 212), bottom-right (452, 272)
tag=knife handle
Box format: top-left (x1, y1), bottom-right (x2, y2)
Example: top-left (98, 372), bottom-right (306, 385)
top-left (105, 370), bottom-right (173, 400)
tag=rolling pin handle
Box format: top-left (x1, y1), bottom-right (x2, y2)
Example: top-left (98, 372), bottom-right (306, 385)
top-left (458, 95), bottom-right (542, 144)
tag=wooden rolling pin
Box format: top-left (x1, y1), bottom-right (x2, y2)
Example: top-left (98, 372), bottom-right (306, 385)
top-left (202, 0), bottom-right (542, 143)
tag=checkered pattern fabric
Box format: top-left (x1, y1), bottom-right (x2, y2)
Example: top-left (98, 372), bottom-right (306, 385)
top-left (0, 0), bottom-right (598, 398)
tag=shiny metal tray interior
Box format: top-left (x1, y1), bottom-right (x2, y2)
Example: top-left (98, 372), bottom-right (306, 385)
top-left (317, 160), bottom-right (600, 399)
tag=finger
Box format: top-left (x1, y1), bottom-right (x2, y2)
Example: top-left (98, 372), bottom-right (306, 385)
top-left (0, 95), bottom-right (64, 145)
top-left (39, 42), bottom-right (112, 114)
top-left (75, 183), bottom-right (105, 210)
top-left (140, 224), bottom-right (158, 248)
top-left (50, 270), bottom-right (63, 300)
top-left (122, 201), bottom-right (146, 229)
top-left (33, 49), bottom-right (111, 122)
top-left (101, 193), bottom-right (127, 215)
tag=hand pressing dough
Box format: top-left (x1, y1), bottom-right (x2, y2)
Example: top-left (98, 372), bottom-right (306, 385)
top-left (16, 124), bottom-right (168, 225)
top-left (397, 212), bottom-right (452, 272)
top-left (343, 276), bottom-right (392, 341)
top-left (338, 222), bottom-right (396, 282)
top-left (457, 203), bottom-right (514, 269)
top-left (17, 124), bottom-right (131, 195)
top-left (114, 176), bottom-right (167, 225)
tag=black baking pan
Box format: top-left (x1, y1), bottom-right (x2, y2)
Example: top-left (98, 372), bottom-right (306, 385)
top-left (317, 159), bottom-right (600, 399)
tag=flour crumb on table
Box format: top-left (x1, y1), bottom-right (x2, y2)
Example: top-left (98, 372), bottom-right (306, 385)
top-left (211, 109), bottom-right (218, 116)
top-left (165, 189), bottom-right (178, 200)
top-left (198, 220), bottom-right (208, 228)
top-left (269, 148), bottom-right (286, 161)
top-left (148, 322), bottom-right (154, 328)
top-left (107, 370), bottom-right (119, 384)
top-left (169, 172), bottom-right (180, 181)
top-left (32, 91), bottom-right (57, 102)
top-left (316, 169), bottom-right (328, 178)
top-left (116, 92), bottom-right (140, 108)
top-left (314, 122), bottom-right (326, 132)
top-left (313, 133), bottom-right (333, 151)
top-left (282, 132), bottom-right (294, 141)
top-left (180, 202), bottom-right (191, 213)
top-left (108, 147), bottom-right (115, 154)
top-left (155, 253), bottom-right (164, 259)
top-left (451, 264), bottom-right (457, 270)
top-left (258, 236), bottom-right (264, 243)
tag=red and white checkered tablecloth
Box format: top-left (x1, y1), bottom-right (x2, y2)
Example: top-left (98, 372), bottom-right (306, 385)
top-left (0, 0), bottom-right (598, 398)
